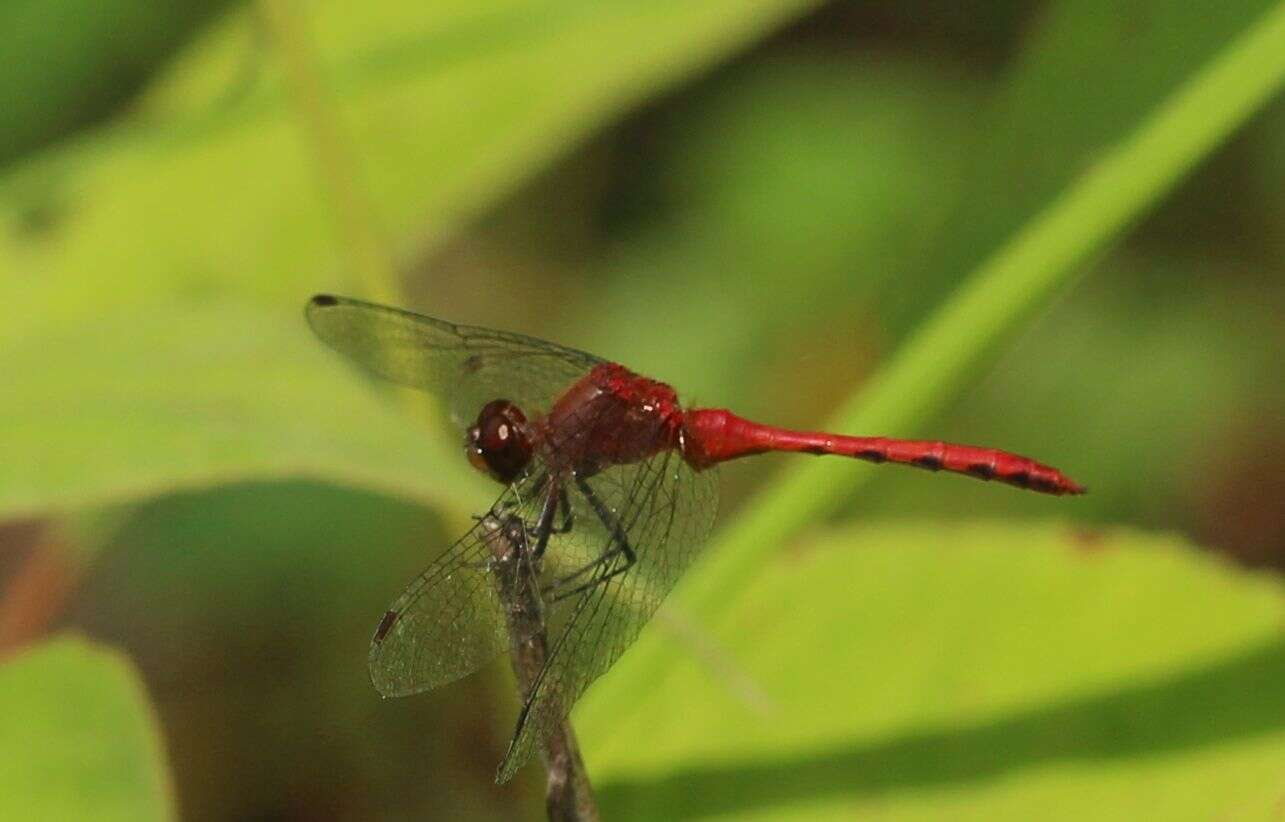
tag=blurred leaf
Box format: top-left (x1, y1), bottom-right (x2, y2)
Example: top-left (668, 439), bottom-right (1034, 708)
top-left (0, 0), bottom-right (238, 167)
top-left (0, 0), bottom-right (823, 520)
top-left (584, 58), bottom-right (979, 407)
top-left (578, 0), bottom-right (1285, 755)
top-left (0, 635), bottom-right (174, 822)
top-left (868, 256), bottom-right (1285, 527)
top-left (76, 481), bottom-right (537, 819)
top-left (588, 522), bottom-right (1285, 820)
top-left (900, 0), bottom-right (1282, 326)
top-left (0, 297), bottom-right (483, 520)
top-left (0, 0), bottom-right (824, 341)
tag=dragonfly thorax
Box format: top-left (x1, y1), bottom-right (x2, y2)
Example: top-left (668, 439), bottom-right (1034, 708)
top-left (540, 363), bottom-right (683, 478)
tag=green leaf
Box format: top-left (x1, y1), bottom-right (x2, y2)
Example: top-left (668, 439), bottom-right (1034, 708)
top-left (0, 298), bottom-right (482, 520)
top-left (871, 257), bottom-right (1285, 523)
top-left (579, 57), bottom-right (980, 404)
top-left (0, 0), bottom-right (824, 341)
top-left (909, 0), bottom-right (1283, 321)
top-left (576, 0), bottom-right (1285, 740)
top-left (588, 522), bottom-right (1285, 820)
top-left (78, 481), bottom-right (533, 816)
top-left (0, 635), bottom-right (175, 822)
top-left (0, 0), bottom-right (235, 166)
top-left (0, 0), bottom-right (823, 519)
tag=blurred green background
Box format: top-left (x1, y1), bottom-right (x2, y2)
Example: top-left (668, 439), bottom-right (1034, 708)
top-left (1, 1), bottom-right (1283, 820)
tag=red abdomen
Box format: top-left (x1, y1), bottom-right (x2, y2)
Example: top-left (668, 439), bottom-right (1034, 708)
top-left (681, 408), bottom-right (1084, 496)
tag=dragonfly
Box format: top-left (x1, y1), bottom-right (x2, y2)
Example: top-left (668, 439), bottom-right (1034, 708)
top-left (306, 294), bottom-right (1084, 783)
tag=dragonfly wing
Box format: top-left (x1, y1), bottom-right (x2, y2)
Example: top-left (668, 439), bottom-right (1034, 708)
top-left (494, 448), bottom-right (719, 782)
top-left (306, 294), bottom-right (602, 427)
top-left (369, 484), bottom-right (530, 697)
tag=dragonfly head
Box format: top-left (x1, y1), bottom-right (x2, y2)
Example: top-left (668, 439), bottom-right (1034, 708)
top-left (465, 399), bottom-right (534, 485)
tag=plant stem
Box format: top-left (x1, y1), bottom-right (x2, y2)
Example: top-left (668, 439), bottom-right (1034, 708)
top-left (481, 514), bottom-right (599, 821)
top-left (258, 0), bottom-right (399, 304)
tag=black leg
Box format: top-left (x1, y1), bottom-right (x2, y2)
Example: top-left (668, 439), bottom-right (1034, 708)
top-left (539, 475), bottom-right (636, 602)
top-left (529, 479), bottom-right (562, 562)
top-left (510, 471), bottom-right (573, 538)
top-left (478, 473), bottom-right (543, 533)
top-left (550, 486), bottom-right (574, 534)
top-left (521, 471), bottom-right (549, 505)
top-left (574, 475), bottom-right (634, 565)
top-left (544, 544), bottom-right (626, 596)
top-left (547, 560), bottom-right (632, 604)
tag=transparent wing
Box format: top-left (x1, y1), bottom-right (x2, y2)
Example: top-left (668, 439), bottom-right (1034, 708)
top-left (306, 294), bottom-right (601, 427)
top-left (495, 448), bottom-right (720, 782)
top-left (368, 482), bottom-right (536, 697)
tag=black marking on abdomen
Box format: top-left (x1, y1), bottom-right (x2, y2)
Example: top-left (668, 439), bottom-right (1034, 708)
top-left (1028, 474), bottom-right (1058, 493)
top-left (1007, 471), bottom-right (1032, 489)
top-left (967, 462), bottom-right (996, 480)
top-left (858, 449), bottom-right (886, 462)
top-left (914, 455), bottom-right (943, 470)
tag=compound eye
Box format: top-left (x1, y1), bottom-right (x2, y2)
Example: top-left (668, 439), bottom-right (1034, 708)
top-left (465, 427), bottom-right (491, 476)
top-left (481, 417), bottom-right (513, 449)
top-left (466, 400), bottom-right (532, 484)
top-left (477, 399), bottom-right (527, 427)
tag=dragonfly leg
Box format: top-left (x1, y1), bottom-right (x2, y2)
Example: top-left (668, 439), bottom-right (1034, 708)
top-left (465, 476), bottom-right (558, 573)
top-left (540, 476), bottom-right (637, 603)
top-left (550, 485), bottom-right (574, 535)
top-left (509, 470), bottom-right (549, 510)
top-left (543, 544), bottom-right (625, 598)
top-left (509, 472), bottom-right (573, 542)
top-left (574, 474), bottom-right (635, 567)
top-left (529, 479), bottom-right (564, 562)
top-left (546, 559), bottom-right (632, 605)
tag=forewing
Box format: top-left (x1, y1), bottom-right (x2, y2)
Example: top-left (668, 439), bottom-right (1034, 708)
top-left (495, 448), bottom-right (719, 782)
top-left (369, 484), bottom-right (531, 697)
top-left (306, 294), bottom-right (601, 426)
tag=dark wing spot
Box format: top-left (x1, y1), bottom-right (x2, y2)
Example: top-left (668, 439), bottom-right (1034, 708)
top-left (311, 294), bottom-right (339, 307)
top-left (967, 462), bottom-right (996, 480)
top-left (914, 455), bottom-right (943, 471)
top-left (858, 449), bottom-right (886, 463)
top-left (463, 354), bottom-right (484, 373)
top-left (373, 610), bottom-right (399, 644)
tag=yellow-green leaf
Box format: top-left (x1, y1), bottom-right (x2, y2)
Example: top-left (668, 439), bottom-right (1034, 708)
top-left (0, 636), bottom-right (176, 822)
top-left (0, 298), bottom-right (481, 519)
top-left (0, 0), bottom-right (823, 519)
top-left (587, 522), bottom-right (1285, 820)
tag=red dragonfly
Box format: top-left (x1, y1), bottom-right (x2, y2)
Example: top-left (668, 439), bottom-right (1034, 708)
top-left (306, 294), bottom-right (1083, 782)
